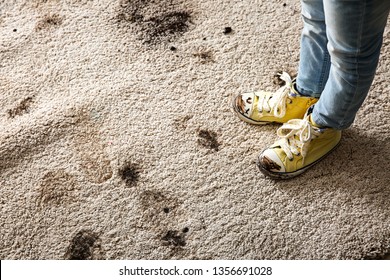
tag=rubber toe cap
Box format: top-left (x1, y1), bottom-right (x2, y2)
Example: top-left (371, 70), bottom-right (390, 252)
top-left (258, 149), bottom-right (285, 173)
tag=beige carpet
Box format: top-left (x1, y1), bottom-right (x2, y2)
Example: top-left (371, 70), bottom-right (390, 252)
top-left (1, 0), bottom-right (389, 260)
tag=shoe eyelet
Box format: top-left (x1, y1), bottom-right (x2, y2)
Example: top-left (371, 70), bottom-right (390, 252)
top-left (287, 98), bottom-right (293, 104)
top-left (289, 157), bottom-right (294, 161)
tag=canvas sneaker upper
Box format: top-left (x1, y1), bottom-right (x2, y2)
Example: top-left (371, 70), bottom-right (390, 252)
top-left (257, 107), bottom-right (342, 179)
top-left (233, 72), bottom-right (318, 124)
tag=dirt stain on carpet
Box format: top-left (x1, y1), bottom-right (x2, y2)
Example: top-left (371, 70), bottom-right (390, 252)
top-left (116, 0), bottom-right (194, 44)
top-left (173, 115), bottom-right (193, 130)
top-left (192, 48), bottom-right (215, 64)
top-left (119, 162), bottom-right (141, 187)
top-left (139, 190), bottom-right (179, 214)
top-left (64, 230), bottom-right (104, 260)
top-left (7, 96), bottom-right (35, 118)
top-left (136, 189), bottom-right (183, 230)
top-left (35, 13), bottom-right (63, 31)
top-left (73, 110), bottom-right (113, 184)
top-left (197, 129), bottom-right (220, 151)
top-left (161, 230), bottom-right (186, 247)
top-left (38, 169), bottom-right (77, 207)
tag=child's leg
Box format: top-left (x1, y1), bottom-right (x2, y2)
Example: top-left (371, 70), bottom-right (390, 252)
top-left (296, 0), bottom-right (330, 98)
top-left (312, 0), bottom-right (390, 129)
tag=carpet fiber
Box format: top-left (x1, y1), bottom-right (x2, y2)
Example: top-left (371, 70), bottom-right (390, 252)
top-left (1, 0), bottom-right (389, 260)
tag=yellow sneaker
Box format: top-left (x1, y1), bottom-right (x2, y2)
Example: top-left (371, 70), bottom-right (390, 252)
top-left (257, 108), bottom-right (341, 179)
top-left (232, 72), bottom-right (318, 124)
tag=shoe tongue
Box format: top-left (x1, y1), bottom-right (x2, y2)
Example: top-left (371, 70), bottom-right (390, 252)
top-left (309, 115), bottom-right (324, 129)
top-left (289, 83), bottom-right (300, 97)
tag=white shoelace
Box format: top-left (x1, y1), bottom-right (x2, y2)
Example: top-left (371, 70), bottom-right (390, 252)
top-left (255, 72), bottom-right (293, 118)
top-left (277, 117), bottom-right (322, 162)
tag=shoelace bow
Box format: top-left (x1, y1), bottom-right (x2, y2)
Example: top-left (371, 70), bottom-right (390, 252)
top-left (277, 117), bottom-right (322, 162)
top-left (255, 72), bottom-right (293, 118)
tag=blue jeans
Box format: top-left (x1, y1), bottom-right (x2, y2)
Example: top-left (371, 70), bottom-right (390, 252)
top-left (296, 0), bottom-right (390, 130)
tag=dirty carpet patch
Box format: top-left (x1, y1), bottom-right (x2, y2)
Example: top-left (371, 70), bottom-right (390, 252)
top-left (1, 0), bottom-right (390, 260)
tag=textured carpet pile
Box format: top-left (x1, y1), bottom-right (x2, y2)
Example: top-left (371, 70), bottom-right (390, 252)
top-left (1, 0), bottom-right (389, 259)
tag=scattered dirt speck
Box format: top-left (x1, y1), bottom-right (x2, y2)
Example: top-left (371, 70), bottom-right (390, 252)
top-left (223, 27), bottom-right (232, 34)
